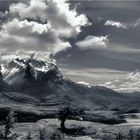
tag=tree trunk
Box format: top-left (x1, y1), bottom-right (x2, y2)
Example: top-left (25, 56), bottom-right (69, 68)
top-left (61, 119), bottom-right (66, 132)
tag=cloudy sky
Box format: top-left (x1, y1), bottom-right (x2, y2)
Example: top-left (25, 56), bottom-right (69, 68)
top-left (0, 0), bottom-right (140, 91)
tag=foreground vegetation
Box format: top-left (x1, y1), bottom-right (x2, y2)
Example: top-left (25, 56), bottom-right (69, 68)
top-left (0, 106), bottom-right (139, 140)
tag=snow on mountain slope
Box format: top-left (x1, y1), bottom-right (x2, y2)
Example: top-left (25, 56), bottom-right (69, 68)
top-left (3, 58), bottom-right (63, 84)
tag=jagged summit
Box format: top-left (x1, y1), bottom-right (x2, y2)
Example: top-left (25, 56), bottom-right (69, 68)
top-left (4, 58), bottom-right (63, 84)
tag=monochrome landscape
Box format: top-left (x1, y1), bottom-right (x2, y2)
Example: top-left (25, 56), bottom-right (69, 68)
top-left (0, 0), bottom-right (140, 139)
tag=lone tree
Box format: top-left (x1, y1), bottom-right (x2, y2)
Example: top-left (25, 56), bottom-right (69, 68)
top-left (57, 106), bottom-right (84, 132)
top-left (4, 110), bottom-right (16, 140)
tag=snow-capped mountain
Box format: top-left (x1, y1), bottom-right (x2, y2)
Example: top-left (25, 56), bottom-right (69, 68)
top-left (0, 58), bottom-right (138, 109)
top-left (4, 58), bottom-right (63, 83)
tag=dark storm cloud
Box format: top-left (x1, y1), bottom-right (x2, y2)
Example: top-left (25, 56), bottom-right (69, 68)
top-left (69, 0), bottom-right (140, 49)
top-left (53, 47), bottom-right (140, 71)
top-left (52, 0), bottom-right (140, 71)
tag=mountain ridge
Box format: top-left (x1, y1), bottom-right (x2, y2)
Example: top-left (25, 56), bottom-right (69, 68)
top-left (0, 58), bottom-right (134, 109)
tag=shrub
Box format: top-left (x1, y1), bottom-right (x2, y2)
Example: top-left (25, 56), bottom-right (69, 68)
top-left (39, 127), bottom-right (46, 140)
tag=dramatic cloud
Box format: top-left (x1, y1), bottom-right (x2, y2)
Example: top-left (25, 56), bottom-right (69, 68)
top-left (105, 18), bottom-right (140, 29)
top-left (2, 18), bottom-right (50, 34)
top-left (9, 0), bottom-right (90, 37)
top-left (104, 20), bottom-right (127, 29)
top-left (0, 18), bottom-right (71, 54)
top-left (0, 0), bottom-right (90, 55)
top-left (0, 18), bottom-right (59, 51)
top-left (76, 35), bottom-right (109, 49)
top-left (101, 70), bottom-right (140, 92)
top-left (0, 50), bottom-right (52, 63)
top-left (1, 0), bottom-right (140, 75)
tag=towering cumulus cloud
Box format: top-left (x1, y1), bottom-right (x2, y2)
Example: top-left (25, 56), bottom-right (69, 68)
top-left (0, 0), bottom-right (90, 55)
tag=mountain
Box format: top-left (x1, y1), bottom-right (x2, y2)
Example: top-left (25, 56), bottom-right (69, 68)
top-left (0, 58), bottom-right (138, 110)
top-left (1, 58), bottom-right (140, 138)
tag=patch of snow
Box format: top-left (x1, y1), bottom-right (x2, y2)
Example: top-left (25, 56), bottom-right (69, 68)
top-left (13, 59), bottom-right (26, 67)
top-left (1, 64), bottom-right (6, 73)
top-left (77, 81), bottom-right (91, 88)
top-left (4, 67), bottom-right (19, 80)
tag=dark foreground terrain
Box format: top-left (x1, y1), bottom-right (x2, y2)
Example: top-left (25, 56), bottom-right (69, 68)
top-left (0, 58), bottom-right (140, 139)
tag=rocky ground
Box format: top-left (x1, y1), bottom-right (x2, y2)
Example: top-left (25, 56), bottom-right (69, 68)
top-left (1, 116), bottom-right (140, 140)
